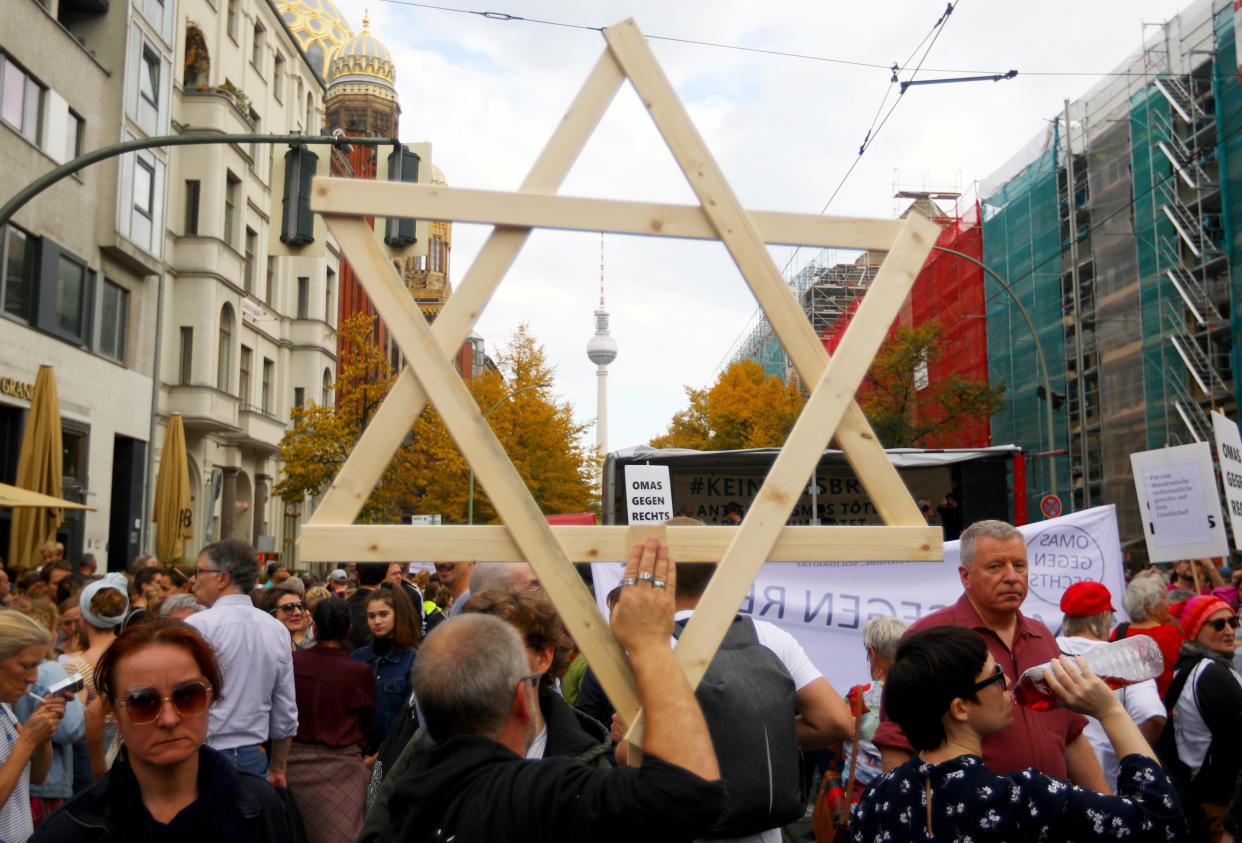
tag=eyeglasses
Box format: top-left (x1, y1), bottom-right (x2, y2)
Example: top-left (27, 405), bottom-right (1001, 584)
top-left (517, 672), bottom-right (540, 691)
top-left (192, 567), bottom-right (222, 578)
top-left (116, 680), bottom-right (213, 725)
top-left (275, 601), bottom-right (306, 614)
top-left (1205, 616), bottom-right (1241, 632)
top-left (969, 664), bottom-right (1007, 695)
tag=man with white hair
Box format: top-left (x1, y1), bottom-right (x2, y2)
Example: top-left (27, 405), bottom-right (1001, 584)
top-left (873, 519), bottom-right (1108, 792)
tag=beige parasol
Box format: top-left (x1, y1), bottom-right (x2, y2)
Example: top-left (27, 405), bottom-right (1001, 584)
top-left (8, 365), bottom-right (64, 572)
top-left (0, 484), bottom-right (91, 510)
top-left (152, 414), bottom-right (194, 564)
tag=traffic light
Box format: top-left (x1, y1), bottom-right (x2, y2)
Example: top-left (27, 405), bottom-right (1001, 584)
top-left (374, 141), bottom-right (431, 260)
top-left (384, 145), bottom-right (419, 247)
top-left (281, 145), bottom-right (318, 246)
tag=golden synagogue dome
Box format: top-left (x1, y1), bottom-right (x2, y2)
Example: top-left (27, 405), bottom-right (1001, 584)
top-left (275, 0), bottom-right (354, 80)
top-left (326, 13), bottom-right (397, 102)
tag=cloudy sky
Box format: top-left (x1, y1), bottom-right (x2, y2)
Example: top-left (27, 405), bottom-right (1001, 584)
top-left (330, 0), bottom-right (1193, 451)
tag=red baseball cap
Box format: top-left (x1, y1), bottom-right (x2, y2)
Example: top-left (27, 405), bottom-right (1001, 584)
top-left (1060, 581), bottom-right (1115, 617)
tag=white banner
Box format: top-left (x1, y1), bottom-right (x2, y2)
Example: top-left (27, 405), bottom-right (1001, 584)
top-left (624, 465), bottom-right (674, 524)
top-left (591, 505), bottom-right (1126, 696)
top-left (1131, 442), bottom-right (1228, 562)
top-left (1213, 411), bottom-right (1242, 550)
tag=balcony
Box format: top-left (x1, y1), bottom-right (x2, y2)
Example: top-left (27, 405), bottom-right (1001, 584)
top-left (166, 385), bottom-right (240, 433)
top-left (224, 406), bottom-right (285, 454)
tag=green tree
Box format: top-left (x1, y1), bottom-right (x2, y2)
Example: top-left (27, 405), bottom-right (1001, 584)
top-left (649, 360), bottom-right (806, 450)
top-left (858, 320), bottom-right (1006, 448)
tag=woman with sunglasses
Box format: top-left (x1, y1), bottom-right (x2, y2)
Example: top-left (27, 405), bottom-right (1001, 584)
top-left (32, 619), bottom-right (297, 841)
top-left (852, 625), bottom-right (1188, 842)
top-left (266, 588), bottom-right (314, 651)
top-left (1164, 595), bottom-right (1242, 840)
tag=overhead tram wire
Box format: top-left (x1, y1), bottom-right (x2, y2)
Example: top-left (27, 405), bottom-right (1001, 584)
top-left (375, 0), bottom-right (1165, 79)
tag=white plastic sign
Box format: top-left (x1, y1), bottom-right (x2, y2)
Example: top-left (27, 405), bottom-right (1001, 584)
top-left (624, 464), bottom-right (673, 524)
top-left (1212, 411), bottom-right (1242, 550)
top-left (1131, 442), bottom-right (1228, 562)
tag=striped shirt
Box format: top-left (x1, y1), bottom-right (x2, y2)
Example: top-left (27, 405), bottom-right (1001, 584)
top-left (0, 704), bottom-right (33, 842)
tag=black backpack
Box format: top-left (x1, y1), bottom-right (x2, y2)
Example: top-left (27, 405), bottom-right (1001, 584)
top-left (1159, 658), bottom-right (1209, 840)
top-left (674, 614), bottom-right (803, 838)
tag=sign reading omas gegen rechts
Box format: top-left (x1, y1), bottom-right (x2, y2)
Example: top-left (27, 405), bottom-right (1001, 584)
top-left (1213, 410), bottom-right (1242, 550)
top-left (624, 464), bottom-right (674, 524)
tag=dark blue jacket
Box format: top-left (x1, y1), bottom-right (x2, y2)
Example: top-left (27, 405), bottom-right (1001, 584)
top-left (351, 639), bottom-right (416, 752)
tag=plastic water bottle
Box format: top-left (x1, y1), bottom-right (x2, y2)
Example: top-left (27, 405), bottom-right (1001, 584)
top-left (1013, 635), bottom-right (1164, 711)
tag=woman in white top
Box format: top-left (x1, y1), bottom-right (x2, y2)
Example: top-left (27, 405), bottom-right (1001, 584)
top-left (0, 611), bottom-right (68, 842)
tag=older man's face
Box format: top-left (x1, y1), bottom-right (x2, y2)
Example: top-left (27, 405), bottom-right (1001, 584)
top-left (960, 535), bottom-right (1029, 616)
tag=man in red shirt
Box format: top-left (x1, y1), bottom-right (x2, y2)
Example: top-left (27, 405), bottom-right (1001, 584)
top-left (872, 519), bottom-right (1109, 791)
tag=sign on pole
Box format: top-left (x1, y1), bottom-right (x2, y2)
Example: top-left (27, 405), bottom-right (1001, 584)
top-left (1131, 442), bottom-right (1228, 563)
top-left (1040, 494), bottom-right (1062, 519)
top-left (623, 464), bottom-right (673, 524)
top-left (1212, 410), bottom-right (1242, 551)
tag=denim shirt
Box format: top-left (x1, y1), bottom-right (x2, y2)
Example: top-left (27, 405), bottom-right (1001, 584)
top-left (15, 660), bottom-right (86, 798)
top-left (350, 640), bottom-right (415, 752)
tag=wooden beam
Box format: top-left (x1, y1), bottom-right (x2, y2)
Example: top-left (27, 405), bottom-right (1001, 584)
top-left (325, 213), bottom-right (645, 730)
top-left (604, 19), bottom-right (931, 530)
top-left (310, 179), bottom-right (907, 251)
top-left (308, 49), bottom-right (626, 526)
top-left (296, 524), bottom-right (943, 562)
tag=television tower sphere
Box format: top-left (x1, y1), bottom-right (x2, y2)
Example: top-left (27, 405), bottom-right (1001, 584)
top-left (586, 311), bottom-right (618, 365)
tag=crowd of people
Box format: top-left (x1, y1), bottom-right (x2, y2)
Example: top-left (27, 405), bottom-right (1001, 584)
top-left (0, 523), bottom-right (1237, 840)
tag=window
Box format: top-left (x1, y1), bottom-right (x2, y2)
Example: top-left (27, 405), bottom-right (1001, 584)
top-left (1, 56), bottom-right (45, 144)
top-left (64, 110), bottom-right (84, 162)
top-left (55, 254), bottom-right (87, 338)
top-left (217, 306), bottom-right (233, 392)
top-left (296, 276), bottom-right (308, 319)
top-left (243, 227), bottom-right (256, 293)
top-left (62, 429), bottom-right (86, 483)
top-left (322, 368), bottom-right (331, 406)
top-left (184, 180), bottom-right (200, 235)
top-left (223, 171), bottom-right (239, 247)
top-left (179, 327), bottom-right (193, 384)
top-left (265, 256), bottom-right (275, 304)
top-left (239, 345), bottom-right (251, 406)
top-left (261, 358), bottom-right (273, 414)
top-left (251, 22), bottom-right (265, 70)
top-left (305, 93), bottom-right (315, 134)
top-left (431, 235), bottom-right (443, 273)
top-left (134, 158), bottom-right (155, 220)
top-left (139, 46), bottom-right (160, 108)
top-left (293, 387), bottom-right (304, 408)
top-left (1, 224), bottom-right (33, 321)
top-left (226, 0), bottom-right (237, 41)
top-left (98, 280), bottom-right (128, 362)
top-left (325, 268), bottom-right (335, 324)
top-left (273, 54), bottom-right (284, 102)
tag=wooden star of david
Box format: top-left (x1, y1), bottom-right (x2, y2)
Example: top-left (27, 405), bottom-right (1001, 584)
top-left (300, 19), bottom-right (943, 752)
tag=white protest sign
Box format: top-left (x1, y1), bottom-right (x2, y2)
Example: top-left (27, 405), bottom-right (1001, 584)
top-left (623, 464), bottom-right (674, 524)
top-left (592, 505), bottom-right (1125, 695)
top-left (1131, 442), bottom-right (1227, 563)
top-left (1213, 411), bottom-right (1242, 550)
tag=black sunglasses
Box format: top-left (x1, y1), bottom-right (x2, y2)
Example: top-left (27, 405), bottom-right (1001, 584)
top-left (1205, 616), bottom-right (1241, 632)
top-left (969, 664), bottom-right (1007, 694)
top-left (275, 601), bottom-right (307, 614)
top-left (117, 680), bottom-right (213, 725)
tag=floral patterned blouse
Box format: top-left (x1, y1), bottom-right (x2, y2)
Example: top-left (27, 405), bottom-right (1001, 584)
top-left (851, 753), bottom-right (1188, 842)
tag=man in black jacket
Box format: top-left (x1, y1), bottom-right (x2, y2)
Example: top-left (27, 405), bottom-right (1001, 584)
top-left (377, 538), bottom-right (726, 843)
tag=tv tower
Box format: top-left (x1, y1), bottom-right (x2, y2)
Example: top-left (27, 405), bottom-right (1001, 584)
top-left (585, 233), bottom-right (618, 457)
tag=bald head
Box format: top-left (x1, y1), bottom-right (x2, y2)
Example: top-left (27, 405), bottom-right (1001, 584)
top-left (413, 614), bottom-right (529, 742)
top-left (470, 562), bottom-right (537, 595)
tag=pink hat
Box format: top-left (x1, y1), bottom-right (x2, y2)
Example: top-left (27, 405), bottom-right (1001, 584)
top-left (1170, 595), bottom-right (1234, 640)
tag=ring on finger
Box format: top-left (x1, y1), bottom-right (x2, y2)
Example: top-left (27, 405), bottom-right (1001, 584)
top-left (636, 571), bottom-right (655, 583)
top-left (652, 578), bottom-right (667, 589)
top-left (619, 577), bottom-right (639, 587)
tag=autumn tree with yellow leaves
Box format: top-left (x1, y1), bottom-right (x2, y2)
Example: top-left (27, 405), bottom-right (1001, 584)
top-left (649, 360), bottom-right (806, 450)
top-left (276, 318), bottom-right (597, 523)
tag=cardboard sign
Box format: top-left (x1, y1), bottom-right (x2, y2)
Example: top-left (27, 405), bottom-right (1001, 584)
top-left (1213, 411), bottom-right (1242, 550)
top-left (624, 465), bottom-right (673, 524)
top-left (1131, 442), bottom-right (1227, 562)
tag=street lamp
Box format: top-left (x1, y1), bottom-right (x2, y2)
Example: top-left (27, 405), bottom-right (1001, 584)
top-left (467, 383), bottom-right (550, 524)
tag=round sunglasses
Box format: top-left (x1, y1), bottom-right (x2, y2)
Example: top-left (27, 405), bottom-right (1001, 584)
top-left (1204, 616), bottom-right (1241, 633)
top-left (117, 680), bottom-right (213, 725)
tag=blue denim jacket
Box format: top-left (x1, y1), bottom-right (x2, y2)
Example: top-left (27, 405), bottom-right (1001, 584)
top-left (351, 641), bottom-right (415, 752)
top-left (15, 660), bottom-right (87, 798)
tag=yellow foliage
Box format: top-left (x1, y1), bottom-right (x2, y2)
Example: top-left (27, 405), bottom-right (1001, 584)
top-left (649, 360), bottom-right (806, 450)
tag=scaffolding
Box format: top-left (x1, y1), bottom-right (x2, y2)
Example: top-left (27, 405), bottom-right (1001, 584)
top-left (981, 0), bottom-right (1238, 545)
